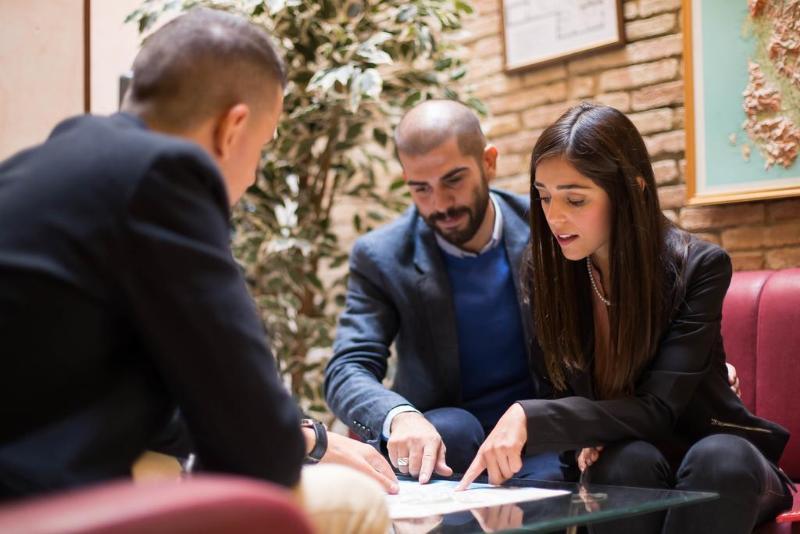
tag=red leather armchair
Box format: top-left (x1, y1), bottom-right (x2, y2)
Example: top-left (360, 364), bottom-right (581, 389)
top-left (722, 268), bottom-right (800, 532)
top-left (0, 475), bottom-right (313, 534)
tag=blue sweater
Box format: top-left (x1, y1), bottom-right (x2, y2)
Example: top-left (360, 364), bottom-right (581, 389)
top-left (442, 243), bottom-right (536, 431)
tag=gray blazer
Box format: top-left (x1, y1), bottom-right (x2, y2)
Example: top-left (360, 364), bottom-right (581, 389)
top-left (324, 189), bottom-right (550, 449)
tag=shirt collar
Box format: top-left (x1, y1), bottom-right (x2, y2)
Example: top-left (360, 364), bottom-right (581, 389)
top-left (435, 193), bottom-right (503, 258)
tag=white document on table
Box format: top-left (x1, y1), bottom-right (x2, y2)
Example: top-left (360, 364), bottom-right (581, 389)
top-left (386, 480), bottom-right (570, 519)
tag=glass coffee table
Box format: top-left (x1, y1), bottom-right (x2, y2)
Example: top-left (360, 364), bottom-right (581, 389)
top-left (390, 476), bottom-right (718, 533)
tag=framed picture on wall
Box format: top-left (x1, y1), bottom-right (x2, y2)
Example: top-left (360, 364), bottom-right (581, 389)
top-left (683, 0), bottom-right (800, 205)
top-left (500, 0), bottom-right (625, 73)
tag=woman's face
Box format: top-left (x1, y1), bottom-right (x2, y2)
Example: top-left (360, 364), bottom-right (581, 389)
top-left (533, 156), bottom-right (612, 263)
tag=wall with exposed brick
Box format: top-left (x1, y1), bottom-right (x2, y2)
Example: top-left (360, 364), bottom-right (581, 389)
top-left (457, 0), bottom-right (800, 270)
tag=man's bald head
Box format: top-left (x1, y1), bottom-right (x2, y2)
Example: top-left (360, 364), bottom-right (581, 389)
top-left (123, 8), bottom-right (285, 132)
top-left (394, 100), bottom-right (486, 164)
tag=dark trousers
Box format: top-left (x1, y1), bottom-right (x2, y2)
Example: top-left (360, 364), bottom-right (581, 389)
top-left (587, 434), bottom-right (793, 534)
top-left (424, 406), bottom-right (566, 481)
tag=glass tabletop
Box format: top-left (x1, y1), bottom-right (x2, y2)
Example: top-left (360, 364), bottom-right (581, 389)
top-left (390, 476), bottom-right (718, 533)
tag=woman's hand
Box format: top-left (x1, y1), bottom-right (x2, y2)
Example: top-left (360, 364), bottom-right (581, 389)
top-left (576, 446), bottom-right (603, 472)
top-left (471, 504), bottom-right (524, 532)
top-left (456, 403), bottom-right (527, 489)
top-left (727, 362), bottom-right (741, 398)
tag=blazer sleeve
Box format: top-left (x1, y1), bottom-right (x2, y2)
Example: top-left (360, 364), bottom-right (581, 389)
top-left (118, 148), bottom-right (305, 487)
top-left (324, 238), bottom-right (415, 447)
top-left (518, 245), bottom-right (733, 455)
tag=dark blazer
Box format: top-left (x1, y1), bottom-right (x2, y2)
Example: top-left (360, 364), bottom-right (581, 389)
top-left (518, 233), bottom-right (790, 466)
top-left (0, 113), bottom-right (304, 499)
top-left (324, 190), bottom-right (551, 449)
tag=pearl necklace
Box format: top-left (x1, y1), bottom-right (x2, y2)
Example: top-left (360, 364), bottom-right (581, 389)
top-left (586, 257), bottom-right (611, 306)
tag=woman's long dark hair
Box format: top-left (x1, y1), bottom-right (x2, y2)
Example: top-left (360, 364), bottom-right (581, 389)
top-left (526, 102), bottom-right (688, 399)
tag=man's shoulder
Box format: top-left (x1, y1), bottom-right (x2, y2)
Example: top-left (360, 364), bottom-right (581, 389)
top-left (0, 113), bottom-right (223, 223)
top-left (346, 205), bottom-right (421, 278)
top-left (49, 113), bottom-right (212, 168)
top-left (353, 205), bottom-right (418, 251)
top-left (53, 114), bottom-right (219, 193)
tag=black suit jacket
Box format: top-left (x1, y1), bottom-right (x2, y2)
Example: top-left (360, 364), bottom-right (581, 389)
top-left (0, 113), bottom-right (304, 498)
top-left (519, 233), bottom-right (790, 466)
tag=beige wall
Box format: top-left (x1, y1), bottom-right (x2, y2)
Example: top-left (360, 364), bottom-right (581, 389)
top-left (90, 0), bottom-right (141, 115)
top-left (0, 0), bottom-right (84, 159)
top-left (0, 0), bottom-right (142, 160)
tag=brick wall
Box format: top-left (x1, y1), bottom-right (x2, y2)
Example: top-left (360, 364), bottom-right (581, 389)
top-left (458, 0), bottom-right (800, 270)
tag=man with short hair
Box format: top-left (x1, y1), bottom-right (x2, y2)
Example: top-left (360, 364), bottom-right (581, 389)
top-left (0, 9), bottom-right (390, 533)
top-left (325, 99), bottom-right (565, 485)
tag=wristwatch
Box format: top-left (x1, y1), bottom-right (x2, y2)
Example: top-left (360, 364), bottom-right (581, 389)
top-left (300, 417), bottom-right (327, 464)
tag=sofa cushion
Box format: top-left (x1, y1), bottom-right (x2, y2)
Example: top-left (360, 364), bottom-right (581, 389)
top-left (722, 269), bottom-right (800, 480)
top-left (755, 269), bottom-right (800, 479)
top-left (722, 270), bottom-right (772, 413)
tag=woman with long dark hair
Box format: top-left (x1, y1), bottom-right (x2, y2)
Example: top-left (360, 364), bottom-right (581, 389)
top-left (457, 102), bottom-right (793, 532)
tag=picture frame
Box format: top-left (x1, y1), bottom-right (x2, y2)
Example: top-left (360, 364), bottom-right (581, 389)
top-left (683, 0), bottom-right (800, 205)
top-left (500, 0), bottom-right (625, 73)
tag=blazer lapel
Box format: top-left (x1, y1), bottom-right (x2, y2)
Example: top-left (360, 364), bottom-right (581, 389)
top-left (413, 216), bottom-right (462, 403)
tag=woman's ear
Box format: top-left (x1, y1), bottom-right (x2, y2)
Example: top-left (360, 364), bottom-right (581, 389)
top-left (636, 176), bottom-right (646, 191)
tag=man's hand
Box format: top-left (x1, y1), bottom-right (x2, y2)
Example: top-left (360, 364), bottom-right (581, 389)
top-left (306, 429), bottom-right (399, 494)
top-left (388, 412), bottom-right (452, 484)
top-left (727, 362), bottom-right (741, 398)
top-left (456, 403), bottom-right (527, 489)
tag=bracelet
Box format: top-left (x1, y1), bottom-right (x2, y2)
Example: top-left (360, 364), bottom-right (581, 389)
top-left (300, 418), bottom-right (327, 464)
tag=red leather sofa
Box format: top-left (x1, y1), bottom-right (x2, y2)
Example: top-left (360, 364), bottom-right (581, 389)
top-left (0, 475), bottom-right (313, 534)
top-left (722, 268), bottom-right (800, 532)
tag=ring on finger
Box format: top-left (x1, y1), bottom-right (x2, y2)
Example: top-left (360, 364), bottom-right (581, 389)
top-left (397, 457), bottom-right (409, 467)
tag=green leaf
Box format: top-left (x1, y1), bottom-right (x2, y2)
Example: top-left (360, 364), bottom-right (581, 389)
top-left (356, 48), bottom-right (393, 65)
top-left (354, 68), bottom-right (383, 99)
top-left (308, 273), bottom-right (324, 291)
top-left (307, 65), bottom-right (355, 92)
top-left (435, 57), bottom-right (453, 71)
top-left (402, 90), bottom-right (422, 108)
top-left (397, 5), bottom-right (418, 22)
top-left (373, 128), bottom-right (388, 147)
top-left (455, 0), bottom-right (474, 14)
top-left (346, 122), bottom-right (364, 140)
top-left (467, 96), bottom-right (489, 117)
top-left (346, 2), bottom-right (364, 17)
top-left (450, 67), bottom-right (467, 81)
